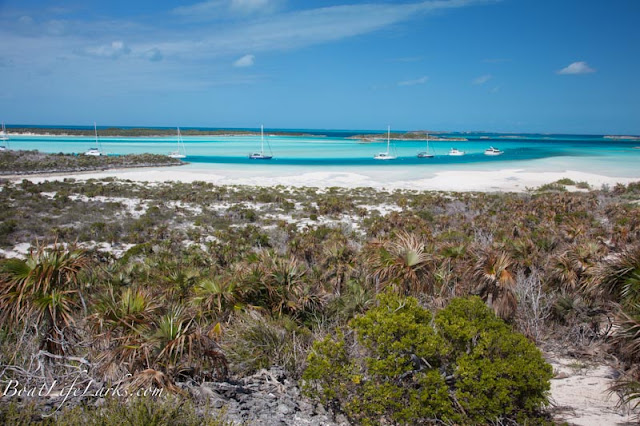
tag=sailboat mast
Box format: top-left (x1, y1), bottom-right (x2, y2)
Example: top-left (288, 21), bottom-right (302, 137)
top-left (94, 122), bottom-right (102, 152)
top-left (177, 127), bottom-right (182, 154)
top-left (387, 125), bottom-right (391, 153)
top-left (261, 125), bottom-right (265, 155)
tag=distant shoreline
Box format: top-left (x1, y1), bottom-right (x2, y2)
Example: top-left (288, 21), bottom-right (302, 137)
top-left (3, 127), bottom-right (329, 138)
top-left (5, 127), bottom-right (638, 140)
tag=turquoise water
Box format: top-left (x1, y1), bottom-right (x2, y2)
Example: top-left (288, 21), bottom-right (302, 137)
top-left (5, 132), bottom-right (640, 178)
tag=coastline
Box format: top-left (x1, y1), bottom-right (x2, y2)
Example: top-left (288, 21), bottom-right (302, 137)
top-left (14, 164), bottom-right (638, 192)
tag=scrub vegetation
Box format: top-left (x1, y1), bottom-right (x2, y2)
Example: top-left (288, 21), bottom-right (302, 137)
top-left (1, 176), bottom-right (640, 423)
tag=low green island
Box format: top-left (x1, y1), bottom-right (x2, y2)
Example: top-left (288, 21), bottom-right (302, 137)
top-left (0, 150), bottom-right (184, 176)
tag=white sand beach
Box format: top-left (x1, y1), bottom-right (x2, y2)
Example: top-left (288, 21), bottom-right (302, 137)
top-left (16, 165), bottom-right (638, 192)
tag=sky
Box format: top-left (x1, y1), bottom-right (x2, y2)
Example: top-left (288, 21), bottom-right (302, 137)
top-left (0, 0), bottom-right (639, 134)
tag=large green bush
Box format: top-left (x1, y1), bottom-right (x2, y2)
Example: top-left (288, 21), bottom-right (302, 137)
top-left (303, 294), bottom-right (553, 425)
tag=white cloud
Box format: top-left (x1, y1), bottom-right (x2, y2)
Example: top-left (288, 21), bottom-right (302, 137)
top-left (45, 19), bottom-right (67, 36)
top-left (557, 61), bottom-right (595, 75)
top-left (84, 40), bottom-right (131, 59)
top-left (145, 48), bottom-right (163, 62)
top-left (5, 1), bottom-right (497, 66)
top-left (0, 0), bottom-right (499, 97)
top-left (173, 0), bottom-right (281, 18)
top-left (473, 74), bottom-right (492, 85)
top-left (195, 1), bottom-right (490, 59)
top-left (233, 54), bottom-right (255, 67)
top-left (230, 0), bottom-right (279, 15)
top-left (172, 0), bottom-right (226, 17)
top-left (398, 76), bottom-right (428, 86)
top-left (18, 16), bottom-right (34, 26)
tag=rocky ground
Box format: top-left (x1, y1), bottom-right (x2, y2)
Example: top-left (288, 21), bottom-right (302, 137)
top-left (180, 360), bottom-right (640, 425)
top-left (182, 367), bottom-right (348, 425)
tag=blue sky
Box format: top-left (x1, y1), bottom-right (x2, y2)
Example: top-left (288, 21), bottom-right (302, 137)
top-left (0, 0), bottom-right (639, 134)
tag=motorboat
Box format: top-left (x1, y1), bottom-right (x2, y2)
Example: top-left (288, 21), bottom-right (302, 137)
top-left (484, 146), bottom-right (504, 156)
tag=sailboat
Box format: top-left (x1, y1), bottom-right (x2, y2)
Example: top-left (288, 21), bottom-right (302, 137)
top-left (374, 125), bottom-right (397, 160)
top-left (84, 122), bottom-right (103, 156)
top-left (168, 127), bottom-right (187, 159)
top-left (0, 123), bottom-right (8, 142)
top-left (417, 133), bottom-right (435, 158)
top-left (249, 125), bottom-right (273, 160)
top-left (0, 123), bottom-right (8, 151)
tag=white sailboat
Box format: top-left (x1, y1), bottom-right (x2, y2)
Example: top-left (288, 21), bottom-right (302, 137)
top-left (374, 125), bottom-right (397, 160)
top-left (84, 122), bottom-right (103, 156)
top-left (0, 122), bottom-right (8, 151)
top-left (417, 133), bottom-right (435, 158)
top-left (249, 125), bottom-right (273, 160)
top-left (0, 122), bottom-right (8, 142)
top-left (168, 127), bottom-right (187, 159)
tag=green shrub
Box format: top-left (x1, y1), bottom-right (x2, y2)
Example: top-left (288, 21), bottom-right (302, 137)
top-left (536, 182), bottom-right (567, 192)
top-left (303, 293), bottom-right (552, 425)
top-left (556, 178), bottom-right (576, 186)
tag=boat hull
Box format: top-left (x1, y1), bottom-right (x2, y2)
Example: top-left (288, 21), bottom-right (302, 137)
top-left (417, 152), bottom-right (434, 158)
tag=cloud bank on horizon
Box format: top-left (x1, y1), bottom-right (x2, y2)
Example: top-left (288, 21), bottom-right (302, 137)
top-left (0, 0), bottom-right (638, 134)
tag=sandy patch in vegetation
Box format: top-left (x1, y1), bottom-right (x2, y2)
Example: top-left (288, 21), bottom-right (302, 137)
top-left (548, 354), bottom-right (639, 425)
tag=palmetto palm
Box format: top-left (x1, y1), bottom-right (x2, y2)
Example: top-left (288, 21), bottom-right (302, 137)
top-left (163, 267), bottom-right (200, 301)
top-left (90, 286), bottom-right (161, 378)
top-left (154, 305), bottom-right (194, 366)
top-left (472, 249), bottom-right (517, 320)
top-left (550, 253), bottom-right (580, 292)
top-left (265, 254), bottom-right (309, 316)
top-left (0, 243), bottom-right (89, 354)
top-left (194, 277), bottom-right (238, 316)
top-left (153, 305), bottom-right (228, 380)
top-left (321, 242), bottom-right (356, 295)
top-left (367, 231), bottom-right (432, 295)
top-left (612, 305), bottom-right (640, 364)
top-left (588, 245), bottom-right (640, 308)
top-left (550, 243), bottom-right (603, 293)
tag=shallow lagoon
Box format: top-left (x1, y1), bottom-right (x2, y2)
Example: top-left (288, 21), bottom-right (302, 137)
top-left (6, 132), bottom-right (640, 179)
